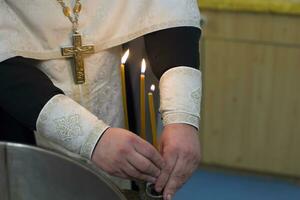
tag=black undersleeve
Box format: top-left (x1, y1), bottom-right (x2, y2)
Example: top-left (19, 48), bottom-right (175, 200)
top-left (145, 27), bottom-right (201, 79)
top-left (0, 57), bottom-right (63, 131)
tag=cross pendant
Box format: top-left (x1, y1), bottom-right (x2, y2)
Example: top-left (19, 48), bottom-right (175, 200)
top-left (61, 32), bottom-right (94, 84)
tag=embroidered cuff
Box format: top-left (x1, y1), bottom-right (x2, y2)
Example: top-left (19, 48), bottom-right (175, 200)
top-left (162, 112), bottom-right (200, 128)
top-left (36, 94), bottom-right (110, 159)
top-left (159, 66), bottom-right (202, 130)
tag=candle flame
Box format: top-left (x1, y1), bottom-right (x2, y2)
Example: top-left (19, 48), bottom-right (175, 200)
top-left (141, 59), bottom-right (146, 74)
top-left (121, 49), bottom-right (130, 64)
top-left (150, 84), bottom-right (155, 92)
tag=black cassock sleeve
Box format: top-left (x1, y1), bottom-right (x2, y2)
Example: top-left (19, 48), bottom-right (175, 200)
top-left (0, 57), bottom-right (64, 132)
top-left (145, 26), bottom-right (201, 79)
top-left (0, 27), bottom-right (200, 144)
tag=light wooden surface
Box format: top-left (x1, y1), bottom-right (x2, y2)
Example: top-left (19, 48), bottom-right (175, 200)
top-left (200, 10), bottom-right (300, 176)
top-left (202, 11), bottom-right (300, 45)
top-left (198, 0), bottom-right (300, 15)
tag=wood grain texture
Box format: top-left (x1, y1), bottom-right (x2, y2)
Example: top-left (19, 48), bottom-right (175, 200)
top-left (201, 10), bottom-right (300, 46)
top-left (200, 10), bottom-right (300, 176)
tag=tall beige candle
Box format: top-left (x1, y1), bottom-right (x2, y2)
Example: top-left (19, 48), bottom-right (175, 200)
top-left (140, 59), bottom-right (146, 140)
top-left (120, 50), bottom-right (130, 129)
top-left (148, 84), bottom-right (157, 148)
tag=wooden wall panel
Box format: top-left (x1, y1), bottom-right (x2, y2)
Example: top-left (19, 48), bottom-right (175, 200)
top-left (201, 37), bottom-right (300, 176)
top-left (201, 10), bottom-right (300, 46)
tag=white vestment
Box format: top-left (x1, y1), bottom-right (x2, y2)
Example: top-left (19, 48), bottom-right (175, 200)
top-left (0, 0), bottom-right (200, 126)
top-left (0, 0), bottom-right (201, 189)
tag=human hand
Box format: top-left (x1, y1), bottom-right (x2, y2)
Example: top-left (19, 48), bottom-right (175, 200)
top-left (155, 124), bottom-right (201, 200)
top-left (92, 127), bottom-right (164, 183)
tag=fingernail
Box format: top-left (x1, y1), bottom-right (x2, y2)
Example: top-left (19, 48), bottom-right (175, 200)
top-left (149, 177), bottom-right (156, 183)
top-left (167, 194), bottom-right (172, 200)
top-left (156, 170), bottom-right (161, 177)
top-left (155, 186), bottom-right (162, 192)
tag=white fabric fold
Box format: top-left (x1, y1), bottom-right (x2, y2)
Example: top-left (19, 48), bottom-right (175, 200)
top-left (0, 0), bottom-right (200, 61)
top-left (36, 94), bottom-right (110, 159)
top-left (159, 66), bottom-right (202, 129)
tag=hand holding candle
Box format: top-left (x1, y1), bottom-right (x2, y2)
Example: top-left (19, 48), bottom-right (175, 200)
top-left (121, 50), bottom-right (129, 129)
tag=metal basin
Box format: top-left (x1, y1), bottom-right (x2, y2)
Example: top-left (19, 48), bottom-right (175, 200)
top-left (0, 142), bottom-right (126, 200)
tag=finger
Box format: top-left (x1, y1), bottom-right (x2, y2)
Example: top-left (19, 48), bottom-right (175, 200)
top-left (163, 157), bottom-right (192, 200)
top-left (134, 140), bottom-right (164, 169)
top-left (111, 170), bottom-right (130, 180)
top-left (155, 152), bottom-right (178, 193)
top-left (127, 151), bottom-right (161, 178)
top-left (122, 161), bottom-right (157, 183)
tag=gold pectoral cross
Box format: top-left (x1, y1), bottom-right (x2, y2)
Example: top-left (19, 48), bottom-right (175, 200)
top-left (61, 32), bottom-right (94, 84)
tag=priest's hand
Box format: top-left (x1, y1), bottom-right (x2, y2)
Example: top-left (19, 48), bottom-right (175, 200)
top-left (155, 124), bottom-right (201, 200)
top-left (92, 127), bottom-right (164, 183)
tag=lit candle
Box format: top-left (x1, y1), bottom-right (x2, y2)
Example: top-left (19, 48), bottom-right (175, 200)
top-left (121, 49), bottom-right (130, 129)
top-left (148, 84), bottom-right (157, 148)
top-left (140, 59), bottom-right (146, 140)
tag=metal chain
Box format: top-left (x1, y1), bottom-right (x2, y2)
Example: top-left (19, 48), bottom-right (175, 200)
top-left (56, 0), bottom-right (82, 32)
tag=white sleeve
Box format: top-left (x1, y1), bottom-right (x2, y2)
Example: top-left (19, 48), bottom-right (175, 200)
top-left (159, 66), bottom-right (202, 130)
top-left (36, 94), bottom-right (110, 159)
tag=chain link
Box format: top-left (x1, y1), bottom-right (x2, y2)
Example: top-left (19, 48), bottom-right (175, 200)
top-left (56, 0), bottom-right (81, 32)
